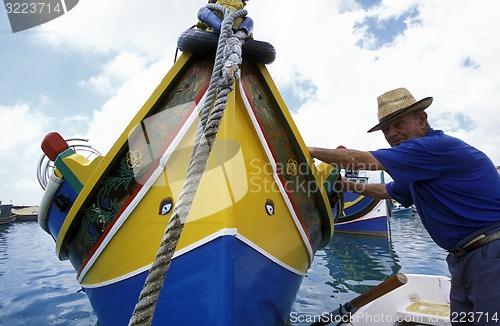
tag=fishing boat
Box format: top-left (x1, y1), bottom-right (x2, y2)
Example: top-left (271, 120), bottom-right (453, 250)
top-left (334, 170), bottom-right (390, 235)
top-left (350, 274), bottom-right (451, 326)
top-left (391, 201), bottom-right (414, 217)
top-left (36, 3), bottom-right (343, 325)
top-left (0, 203), bottom-right (16, 225)
top-left (12, 205), bottom-right (39, 222)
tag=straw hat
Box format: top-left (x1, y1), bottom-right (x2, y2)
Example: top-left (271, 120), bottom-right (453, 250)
top-left (368, 87), bottom-right (433, 132)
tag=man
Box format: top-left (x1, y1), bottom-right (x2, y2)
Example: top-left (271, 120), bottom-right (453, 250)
top-left (308, 87), bottom-right (500, 325)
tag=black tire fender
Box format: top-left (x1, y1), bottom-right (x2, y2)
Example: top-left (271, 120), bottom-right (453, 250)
top-left (177, 29), bottom-right (276, 64)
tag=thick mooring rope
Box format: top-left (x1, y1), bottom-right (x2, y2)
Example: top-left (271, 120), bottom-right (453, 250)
top-left (128, 6), bottom-right (249, 326)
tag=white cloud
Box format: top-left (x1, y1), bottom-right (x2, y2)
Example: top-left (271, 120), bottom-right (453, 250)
top-left (79, 52), bottom-right (149, 96)
top-left (85, 58), bottom-right (172, 153)
top-left (0, 104), bottom-right (51, 152)
top-left (257, 0), bottom-right (500, 163)
top-left (39, 0), bottom-right (198, 60)
top-left (0, 104), bottom-right (52, 205)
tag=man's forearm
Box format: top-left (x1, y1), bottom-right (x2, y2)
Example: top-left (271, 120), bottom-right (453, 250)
top-left (308, 147), bottom-right (385, 171)
top-left (343, 179), bottom-right (391, 199)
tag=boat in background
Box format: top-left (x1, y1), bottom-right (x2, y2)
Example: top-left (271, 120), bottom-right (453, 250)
top-left (0, 203), bottom-right (16, 225)
top-left (391, 201), bottom-right (414, 217)
top-left (334, 170), bottom-right (390, 235)
top-left (351, 274), bottom-right (451, 326)
top-left (12, 205), bottom-right (39, 222)
top-left (36, 4), bottom-right (343, 325)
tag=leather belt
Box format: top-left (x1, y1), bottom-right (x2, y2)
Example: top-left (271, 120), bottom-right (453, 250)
top-left (449, 230), bottom-right (500, 258)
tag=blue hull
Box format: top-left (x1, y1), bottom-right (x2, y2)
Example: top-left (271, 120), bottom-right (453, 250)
top-left (42, 179), bottom-right (77, 241)
top-left (336, 192), bottom-right (388, 234)
top-left (342, 192), bottom-right (378, 217)
top-left (84, 235), bottom-right (303, 325)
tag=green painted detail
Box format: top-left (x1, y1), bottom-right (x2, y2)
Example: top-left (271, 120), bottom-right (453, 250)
top-left (55, 149), bottom-right (83, 193)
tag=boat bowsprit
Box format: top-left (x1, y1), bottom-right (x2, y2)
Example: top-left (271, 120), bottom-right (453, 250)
top-left (36, 3), bottom-right (343, 325)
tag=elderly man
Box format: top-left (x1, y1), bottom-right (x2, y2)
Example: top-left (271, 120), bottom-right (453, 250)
top-left (309, 87), bottom-right (500, 325)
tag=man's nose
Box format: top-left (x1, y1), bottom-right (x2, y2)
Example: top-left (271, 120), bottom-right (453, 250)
top-left (384, 125), bottom-right (398, 138)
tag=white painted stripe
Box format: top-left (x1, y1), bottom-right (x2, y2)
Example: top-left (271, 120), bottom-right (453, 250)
top-left (81, 228), bottom-right (303, 288)
top-left (82, 264), bottom-right (151, 289)
top-left (238, 80), bottom-right (314, 262)
top-left (82, 228), bottom-right (237, 288)
top-left (235, 233), bottom-right (306, 277)
top-left (159, 95), bottom-right (207, 168)
top-left (335, 215), bottom-right (386, 225)
top-left (174, 228), bottom-right (238, 257)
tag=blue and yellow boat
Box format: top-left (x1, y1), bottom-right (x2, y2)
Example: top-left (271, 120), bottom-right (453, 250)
top-left (334, 171), bottom-right (390, 235)
top-left (37, 4), bottom-right (342, 325)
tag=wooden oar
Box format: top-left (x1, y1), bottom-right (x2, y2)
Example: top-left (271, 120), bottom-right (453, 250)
top-left (310, 273), bottom-right (408, 326)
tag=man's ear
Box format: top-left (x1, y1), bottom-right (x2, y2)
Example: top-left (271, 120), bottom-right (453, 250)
top-left (419, 111), bottom-right (428, 126)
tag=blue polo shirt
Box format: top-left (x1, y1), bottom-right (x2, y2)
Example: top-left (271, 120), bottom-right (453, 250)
top-left (371, 129), bottom-right (500, 250)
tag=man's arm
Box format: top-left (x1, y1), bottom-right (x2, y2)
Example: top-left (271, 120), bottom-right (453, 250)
top-left (342, 177), bottom-right (391, 199)
top-left (308, 147), bottom-right (385, 171)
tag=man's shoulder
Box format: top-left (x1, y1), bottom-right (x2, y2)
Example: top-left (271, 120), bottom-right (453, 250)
top-left (420, 129), bottom-right (465, 147)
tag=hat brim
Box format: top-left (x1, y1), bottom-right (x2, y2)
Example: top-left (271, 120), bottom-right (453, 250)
top-left (367, 97), bottom-right (433, 133)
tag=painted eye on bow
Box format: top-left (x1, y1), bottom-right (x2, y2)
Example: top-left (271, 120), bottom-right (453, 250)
top-left (159, 197), bottom-right (174, 215)
top-left (265, 199), bottom-right (275, 216)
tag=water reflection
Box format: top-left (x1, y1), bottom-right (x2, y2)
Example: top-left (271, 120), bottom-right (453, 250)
top-left (292, 231), bottom-right (401, 322)
top-left (0, 224), bottom-right (11, 277)
top-left (325, 232), bottom-right (401, 295)
top-left (389, 215), bottom-right (449, 276)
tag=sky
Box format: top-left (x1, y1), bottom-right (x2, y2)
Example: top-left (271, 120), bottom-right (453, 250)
top-left (1, 0), bottom-right (499, 206)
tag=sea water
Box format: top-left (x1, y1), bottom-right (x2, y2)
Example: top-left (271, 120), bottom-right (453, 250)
top-left (0, 222), bottom-right (97, 325)
top-left (0, 216), bottom-right (449, 325)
